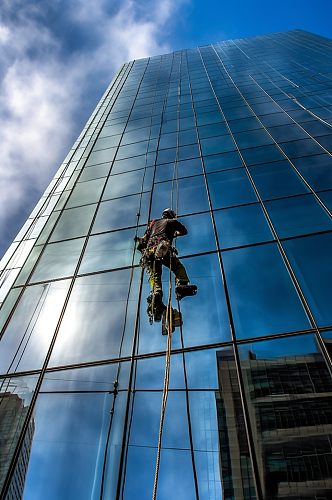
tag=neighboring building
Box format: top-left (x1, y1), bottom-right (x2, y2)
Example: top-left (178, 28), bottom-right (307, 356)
top-left (0, 384), bottom-right (35, 500)
top-left (1, 29), bottom-right (332, 500)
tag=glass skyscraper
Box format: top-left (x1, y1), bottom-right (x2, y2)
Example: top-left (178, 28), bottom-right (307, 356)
top-left (1, 28), bottom-right (332, 500)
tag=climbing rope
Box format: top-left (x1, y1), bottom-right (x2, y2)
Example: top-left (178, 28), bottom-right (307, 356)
top-left (151, 65), bottom-right (181, 500)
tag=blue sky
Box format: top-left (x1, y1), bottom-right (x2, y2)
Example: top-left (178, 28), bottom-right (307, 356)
top-left (1, 0), bottom-right (332, 259)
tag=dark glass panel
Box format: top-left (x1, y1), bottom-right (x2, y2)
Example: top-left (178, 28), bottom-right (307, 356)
top-left (196, 110), bottom-right (224, 126)
top-left (318, 190), bottom-right (332, 212)
top-left (257, 112), bottom-right (294, 128)
top-left (154, 157), bottom-right (202, 182)
top-left (241, 144), bottom-right (285, 166)
top-left (198, 121), bottom-right (228, 139)
top-left (239, 333), bottom-right (332, 500)
top-left (49, 269), bottom-right (138, 366)
top-left (268, 123), bottom-right (308, 142)
top-left (223, 106), bottom-right (254, 121)
top-left (0, 280), bottom-right (70, 373)
top-left (300, 119), bottom-right (332, 137)
top-left (280, 138), bottom-right (325, 159)
top-left (265, 194), bottom-right (332, 238)
top-left (177, 212), bottom-right (216, 255)
top-left (233, 128), bottom-right (274, 149)
top-left (179, 128), bottom-right (198, 145)
top-left (228, 116), bottom-right (262, 133)
top-left (151, 175), bottom-right (209, 216)
top-left (292, 154), bottom-right (332, 191)
top-left (177, 143), bottom-right (200, 161)
top-left (207, 168), bottom-right (257, 209)
top-left (249, 160), bottom-right (309, 199)
top-left (79, 228), bottom-right (139, 274)
top-left (50, 204), bottom-right (97, 242)
top-left (222, 243), bottom-right (310, 339)
top-left (158, 132), bottom-right (177, 150)
top-left (200, 135), bottom-right (236, 156)
top-left (215, 203), bottom-right (273, 248)
top-left (203, 151), bottom-right (243, 172)
top-left (283, 233), bottom-right (332, 327)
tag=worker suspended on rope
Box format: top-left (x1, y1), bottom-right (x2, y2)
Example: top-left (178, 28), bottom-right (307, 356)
top-left (135, 208), bottom-right (197, 322)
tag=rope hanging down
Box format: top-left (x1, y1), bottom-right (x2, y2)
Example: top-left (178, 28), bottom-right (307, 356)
top-left (151, 81), bottom-right (180, 500)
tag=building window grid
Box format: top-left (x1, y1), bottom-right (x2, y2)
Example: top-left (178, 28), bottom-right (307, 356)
top-left (1, 32), bottom-right (332, 500)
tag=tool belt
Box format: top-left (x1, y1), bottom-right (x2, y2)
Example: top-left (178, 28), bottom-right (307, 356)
top-left (139, 237), bottom-right (178, 274)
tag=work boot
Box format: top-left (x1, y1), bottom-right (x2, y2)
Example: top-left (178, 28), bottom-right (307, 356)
top-left (175, 284), bottom-right (197, 301)
top-left (153, 291), bottom-right (166, 322)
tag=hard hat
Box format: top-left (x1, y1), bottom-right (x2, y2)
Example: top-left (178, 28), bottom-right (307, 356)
top-left (162, 208), bottom-right (176, 219)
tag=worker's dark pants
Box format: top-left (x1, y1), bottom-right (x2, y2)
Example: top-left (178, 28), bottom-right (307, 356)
top-left (150, 250), bottom-right (189, 294)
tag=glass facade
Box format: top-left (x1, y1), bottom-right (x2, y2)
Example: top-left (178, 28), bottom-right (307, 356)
top-left (1, 29), bottom-right (332, 499)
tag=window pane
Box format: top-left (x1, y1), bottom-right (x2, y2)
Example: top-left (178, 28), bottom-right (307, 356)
top-left (283, 233), bottom-right (332, 327)
top-left (265, 194), bottom-right (332, 238)
top-left (79, 229), bottom-right (138, 274)
top-left (66, 178), bottom-right (106, 208)
top-left (103, 168), bottom-right (152, 200)
top-left (49, 270), bottom-right (138, 366)
top-left (177, 212), bottom-right (216, 255)
top-left (50, 204), bottom-right (97, 242)
top-left (249, 160), bottom-right (309, 199)
top-left (203, 151), bottom-right (243, 173)
top-left (31, 239), bottom-right (85, 283)
top-left (207, 169), bottom-right (257, 209)
top-left (215, 203), bottom-right (273, 248)
top-left (0, 280), bottom-right (71, 373)
top-left (92, 193), bottom-right (150, 233)
top-left (292, 154), bottom-right (332, 191)
top-left (151, 176), bottom-right (209, 216)
top-left (222, 243), bottom-right (310, 338)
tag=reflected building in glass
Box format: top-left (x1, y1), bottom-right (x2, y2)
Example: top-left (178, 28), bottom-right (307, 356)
top-left (1, 28), bottom-right (332, 500)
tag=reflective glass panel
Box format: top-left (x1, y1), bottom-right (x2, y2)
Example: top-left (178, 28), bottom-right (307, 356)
top-left (207, 169), bottom-right (257, 209)
top-left (215, 203), bottom-right (273, 248)
top-left (30, 239), bottom-right (85, 283)
top-left (265, 194), bottom-right (332, 238)
top-left (50, 204), bottom-right (97, 242)
top-left (283, 233), bottom-right (332, 327)
top-left (79, 228), bottom-right (138, 274)
top-left (49, 269), bottom-right (138, 366)
top-left (222, 243), bottom-right (310, 338)
top-left (249, 160), bottom-right (309, 199)
top-left (66, 178), bottom-right (106, 209)
top-left (92, 193), bottom-right (150, 233)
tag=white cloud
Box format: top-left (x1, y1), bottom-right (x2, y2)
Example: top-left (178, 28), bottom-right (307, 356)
top-left (0, 0), bottom-right (187, 257)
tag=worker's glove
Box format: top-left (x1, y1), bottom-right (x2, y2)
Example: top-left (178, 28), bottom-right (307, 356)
top-left (133, 235), bottom-right (141, 243)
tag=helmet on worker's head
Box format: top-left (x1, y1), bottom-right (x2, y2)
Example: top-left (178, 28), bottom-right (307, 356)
top-left (162, 208), bottom-right (176, 219)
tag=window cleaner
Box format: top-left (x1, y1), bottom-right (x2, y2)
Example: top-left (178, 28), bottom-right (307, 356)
top-left (135, 208), bottom-right (197, 323)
